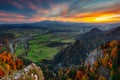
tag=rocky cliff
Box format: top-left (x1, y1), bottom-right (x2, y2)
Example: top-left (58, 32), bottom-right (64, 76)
top-left (85, 40), bottom-right (120, 80)
top-left (2, 63), bottom-right (45, 80)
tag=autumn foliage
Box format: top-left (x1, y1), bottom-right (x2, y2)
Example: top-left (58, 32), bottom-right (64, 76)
top-left (0, 68), bottom-right (5, 78)
top-left (111, 47), bottom-right (118, 58)
top-left (0, 51), bottom-right (23, 78)
top-left (109, 40), bottom-right (118, 48)
top-left (94, 60), bottom-right (99, 68)
top-left (58, 40), bottom-right (120, 80)
top-left (101, 54), bottom-right (109, 67)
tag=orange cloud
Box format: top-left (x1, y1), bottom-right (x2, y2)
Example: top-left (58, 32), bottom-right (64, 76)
top-left (0, 2), bottom-right (120, 24)
top-left (0, 11), bottom-right (26, 23)
top-left (0, 11), bottom-right (25, 18)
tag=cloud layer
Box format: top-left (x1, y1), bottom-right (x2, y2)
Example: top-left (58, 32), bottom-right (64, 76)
top-left (0, 0), bottom-right (120, 24)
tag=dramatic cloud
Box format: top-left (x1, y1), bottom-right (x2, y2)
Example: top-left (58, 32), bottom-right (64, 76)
top-left (0, 0), bottom-right (120, 24)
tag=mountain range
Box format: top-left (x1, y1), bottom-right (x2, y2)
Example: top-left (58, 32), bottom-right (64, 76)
top-left (0, 20), bottom-right (120, 30)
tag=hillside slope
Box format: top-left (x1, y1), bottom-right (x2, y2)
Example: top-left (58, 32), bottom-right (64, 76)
top-left (53, 26), bottom-right (120, 67)
top-left (85, 40), bottom-right (120, 80)
top-left (50, 40), bottom-right (120, 80)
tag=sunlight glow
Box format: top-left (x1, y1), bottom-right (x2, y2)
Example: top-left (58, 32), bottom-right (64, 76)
top-left (95, 14), bottom-right (120, 22)
top-left (96, 17), bottom-right (107, 21)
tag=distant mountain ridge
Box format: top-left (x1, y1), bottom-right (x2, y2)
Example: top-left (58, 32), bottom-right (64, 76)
top-left (0, 20), bottom-right (120, 31)
top-left (83, 28), bottom-right (103, 35)
top-left (89, 28), bottom-right (103, 33)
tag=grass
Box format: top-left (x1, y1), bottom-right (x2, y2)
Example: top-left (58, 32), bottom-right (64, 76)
top-left (61, 39), bottom-right (75, 43)
top-left (15, 34), bottom-right (75, 62)
top-left (15, 49), bottom-right (24, 55)
top-left (27, 45), bottom-right (59, 62)
top-left (15, 43), bottom-right (25, 55)
top-left (28, 34), bottom-right (52, 44)
top-left (49, 37), bottom-right (61, 42)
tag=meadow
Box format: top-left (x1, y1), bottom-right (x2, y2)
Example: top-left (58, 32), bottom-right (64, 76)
top-left (15, 33), bottom-right (75, 62)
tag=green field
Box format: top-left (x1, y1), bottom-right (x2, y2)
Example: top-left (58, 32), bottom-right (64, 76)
top-left (27, 45), bottom-right (59, 62)
top-left (15, 34), bottom-right (75, 62)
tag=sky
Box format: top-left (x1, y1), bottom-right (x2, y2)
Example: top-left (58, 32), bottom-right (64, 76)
top-left (0, 0), bottom-right (120, 24)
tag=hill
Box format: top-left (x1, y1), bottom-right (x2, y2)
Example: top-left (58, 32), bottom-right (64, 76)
top-left (52, 26), bottom-right (120, 67)
top-left (106, 26), bottom-right (120, 36)
top-left (87, 28), bottom-right (103, 34)
top-left (77, 28), bottom-right (103, 40)
top-left (53, 40), bottom-right (91, 66)
top-left (46, 40), bottom-right (120, 80)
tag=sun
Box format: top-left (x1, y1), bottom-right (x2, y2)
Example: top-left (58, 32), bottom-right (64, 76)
top-left (95, 16), bottom-right (110, 22)
top-left (95, 14), bottom-right (120, 23)
top-left (96, 17), bottom-right (106, 21)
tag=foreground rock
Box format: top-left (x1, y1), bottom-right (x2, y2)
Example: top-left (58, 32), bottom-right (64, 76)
top-left (2, 63), bottom-right (45, 80)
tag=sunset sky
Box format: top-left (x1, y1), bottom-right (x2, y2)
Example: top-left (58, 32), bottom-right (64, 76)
top-left (0, 0), bottom-right (120, 24)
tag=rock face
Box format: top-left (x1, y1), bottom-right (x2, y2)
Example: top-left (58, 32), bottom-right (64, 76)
top-left (85, 48), bottom-right (111, 79)
top-left (2, 63), bottom-right (45, 80)
top-left (85, 48), bottom-right (104, 67)
top-left (53, 40), bottom-right (90, 66)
